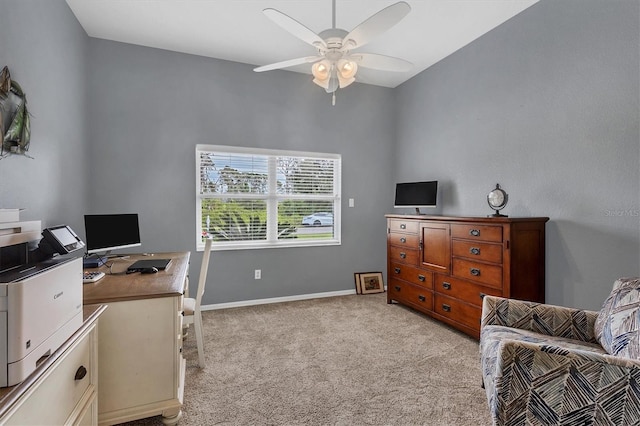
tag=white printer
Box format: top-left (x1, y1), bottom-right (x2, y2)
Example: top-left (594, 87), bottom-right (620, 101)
top-left (0, 221), bottom-right (84, 387)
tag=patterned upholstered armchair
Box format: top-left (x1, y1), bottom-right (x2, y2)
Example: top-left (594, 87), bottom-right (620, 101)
top-left (479, 277), bottom-right (640, 425)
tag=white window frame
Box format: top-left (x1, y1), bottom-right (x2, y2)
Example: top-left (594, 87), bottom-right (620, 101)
top-left (196, 144), bottom-right (341, 251)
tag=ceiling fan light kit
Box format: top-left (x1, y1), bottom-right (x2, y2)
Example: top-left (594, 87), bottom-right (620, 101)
top-left (254, 0), bottom-right (413, 105)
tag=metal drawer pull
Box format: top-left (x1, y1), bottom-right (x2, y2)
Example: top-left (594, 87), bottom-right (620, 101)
top-left (469, 229), bottom-right (480, 237)
top-left (418, 295), bottom-right (426, 302)
top-left (394, 267), bottom-right (401, 274)
top-left (470, 247), bottom-right (481, 255)
top-left (75, 366), bottom-right (87, 381)
top-left (480, 293), bottom-right (486, 299)
top-left (442, 282), bottom-right (451, 290)
top-left (442, 304), bottom-right (451, 312)
top-left (400, 224), bottom-right (406, 229)
top-left (400, 252), bottom-right (406, 259)
top-left (400, 237), bottom-right (406, 243)
top-left (394, 285), bottom-right (401, 292)
top-left (470, 268), bottom-right (481, 276)
top-left (418, 274), bottom-right (426, 282)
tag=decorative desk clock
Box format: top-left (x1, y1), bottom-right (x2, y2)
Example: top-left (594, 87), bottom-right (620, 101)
top-left (487, 183), bottom-right (508, 217)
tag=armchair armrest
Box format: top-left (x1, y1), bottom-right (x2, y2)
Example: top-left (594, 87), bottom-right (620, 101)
top-left (487, 338), bottom-right (640, 425)
top-left (481, 295), bottom-right (599, 343)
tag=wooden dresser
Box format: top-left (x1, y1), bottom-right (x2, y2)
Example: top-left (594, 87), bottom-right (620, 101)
top-left (386, 214), bottom-right (548, 338)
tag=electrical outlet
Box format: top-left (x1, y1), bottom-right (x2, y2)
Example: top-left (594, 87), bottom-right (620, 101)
top-left (254, 269), bottom-right (261, 280)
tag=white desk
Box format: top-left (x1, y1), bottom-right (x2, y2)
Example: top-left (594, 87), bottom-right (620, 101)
top-left (83, 252), bottom-right (189, 425)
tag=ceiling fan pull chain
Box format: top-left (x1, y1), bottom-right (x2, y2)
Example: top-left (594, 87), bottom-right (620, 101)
top-left (332, 92), bottom-right (336, 106)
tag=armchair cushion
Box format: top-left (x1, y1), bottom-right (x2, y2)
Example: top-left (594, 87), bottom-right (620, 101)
top-left (595, 277), bottom-right (640, 359)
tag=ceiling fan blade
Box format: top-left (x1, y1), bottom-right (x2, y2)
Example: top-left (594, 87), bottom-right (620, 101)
top-left (342, 2), bottom-right (411, 50)
top-left (351, 53), bottom-right (412, 72)
top-left (263, 8), bottom-right (327, 49)
top-left (254, 56), bottom-right (321, 73)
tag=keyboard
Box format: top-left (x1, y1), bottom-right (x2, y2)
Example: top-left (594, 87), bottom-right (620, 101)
top-left (83, 271), bottom-right (105, 284)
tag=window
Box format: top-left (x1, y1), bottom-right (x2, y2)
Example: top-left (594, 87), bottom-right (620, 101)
top-left (196, 144), bottom-right (341, 250)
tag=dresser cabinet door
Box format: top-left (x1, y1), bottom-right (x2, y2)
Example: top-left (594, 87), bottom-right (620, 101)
top-left (420, 222), bottom-right (450, 273)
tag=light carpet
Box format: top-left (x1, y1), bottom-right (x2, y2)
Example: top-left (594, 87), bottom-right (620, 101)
top-left (120, 293), bottom-right (492, 425)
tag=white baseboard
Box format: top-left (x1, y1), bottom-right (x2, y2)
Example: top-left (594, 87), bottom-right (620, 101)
top-left (200, 289), bottom-right (357, 311)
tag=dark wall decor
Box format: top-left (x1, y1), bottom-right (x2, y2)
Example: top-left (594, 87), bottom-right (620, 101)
top-left (0, 66), bottom-right (31, 158)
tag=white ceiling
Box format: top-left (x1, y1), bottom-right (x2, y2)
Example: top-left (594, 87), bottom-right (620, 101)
top-left (65, 0), bottom-right (538, 89)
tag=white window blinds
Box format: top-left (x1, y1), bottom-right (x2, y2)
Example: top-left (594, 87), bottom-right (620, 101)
top-left (196, 145), bottom-right (341, 250)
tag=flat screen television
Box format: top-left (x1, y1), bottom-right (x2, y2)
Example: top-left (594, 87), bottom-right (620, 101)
top-left (84, 214), bottom-right (141, 255)
top-left (394, 181), bottom-right (438, 214)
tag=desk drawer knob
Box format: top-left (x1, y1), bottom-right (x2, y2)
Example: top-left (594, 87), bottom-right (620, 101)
top-left (400, 224), bottom-right (406, 229)
top-left (399, 252), bottom-right (406, 259)
top-left (418, 274), bottom-right (426, 282)
top-left (75, 366), bottom-right (87, 381)
top-left (442, 282), bottom-right (451, 290)
top-left (400, 237), bottom-right (406, 243)
top-left (394, 267), bottom-right (401, 274)
top-left (470, 247), bottom-right (481, 255)
top-left (470, 268), bottom-right (481, 276)
top-left (418, 295), bottom-right (426, 302)
top-left (442, 304), bottom-right (451, 312)
top-left (480, 293), bottom-right (486, 299)
top-left (394, 285), bottom-right (401, 292)
top-left (469, 229), bottom-right (480, 237)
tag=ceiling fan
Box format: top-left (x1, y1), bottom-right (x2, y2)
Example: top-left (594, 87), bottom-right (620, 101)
top-left (253, 0), bottom-right (413, 105)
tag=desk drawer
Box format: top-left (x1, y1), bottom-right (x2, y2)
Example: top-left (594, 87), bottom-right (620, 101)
top-left (388, 246), bottom-right (419, 266)
top-left (451, 224), bottom-right (502, 242)
top-left (388, 278), bottom-right (433, 311)
top-left (452, 258), bottom-right (502, 289)
top-left (6, 327), bottom-right (94, 425)
top-left (389, 262), bottom-right (432, 289)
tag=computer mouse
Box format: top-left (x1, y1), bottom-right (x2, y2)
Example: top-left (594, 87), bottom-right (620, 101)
top-left (141, 267), bottom-right (159, 274)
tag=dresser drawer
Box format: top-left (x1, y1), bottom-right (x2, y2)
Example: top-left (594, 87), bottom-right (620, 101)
top-left (434, 275), bottom-right (501, 307)
top-left (451, 224), bottom-right (502, 242)
top-left (452, 258), bottom-right (502, 289)
top-left (6, 327), bottom-right (94, 425)
top-left (388, 219), bottom-right (419, 234)
top-left (388, 232), bottom-right (419, 248)
top-left (452, 240), bottom-right (502, 263)
top-left (389, 262), bottom-right (432, 289)
top-left (388, 278), bottom-right (433, 311)
top-left (434, 294), bottom-right (482, 331)
top-left (388, 246), bottom-right (419, 266)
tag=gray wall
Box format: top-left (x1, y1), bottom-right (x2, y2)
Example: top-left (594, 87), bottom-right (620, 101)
top-left (85, 39), bottom-right (395, 303)
top-left (395, 0), bottom-right (640, 309)
top-left (0, 0), bottom-right (88, 231)
top-left (1, 0), bottom-right (638, 310)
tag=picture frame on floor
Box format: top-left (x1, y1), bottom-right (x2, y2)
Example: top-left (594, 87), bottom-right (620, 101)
top-left (358, 272), bottom-right (385, 294)
top-left (354, 272), bottom-right (362, 294)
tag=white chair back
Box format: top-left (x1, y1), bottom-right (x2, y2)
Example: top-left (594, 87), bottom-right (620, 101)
top-left (196, 238), bottom-right (212, 306)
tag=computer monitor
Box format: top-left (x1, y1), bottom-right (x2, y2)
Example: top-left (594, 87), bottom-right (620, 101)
top-left (394, 181), bottom-right (438, 214)
top-left (84, 214), bottom-right (141, 255)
